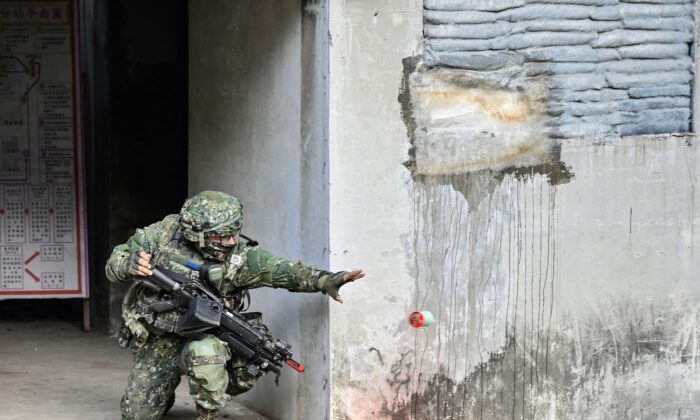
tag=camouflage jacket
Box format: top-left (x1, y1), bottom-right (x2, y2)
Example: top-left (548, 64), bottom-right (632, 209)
top-left (105, 214), bottom-right (338, 336)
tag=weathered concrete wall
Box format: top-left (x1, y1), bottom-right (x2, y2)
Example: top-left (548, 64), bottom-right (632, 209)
top-left (328, 1), bottom-right (423, 418)
top-left (329, 1), bottom-right (699, 420)
top-left (424, 0), bottom-right (695, 140)
top-left (188, 0), bottom-right (698, 417)
top-left (189, 1), bottom-right (329, 419)
top-left (399, 135), bottom-right (700, 419)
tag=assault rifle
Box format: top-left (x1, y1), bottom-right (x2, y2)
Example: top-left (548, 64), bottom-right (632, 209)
top-left (144, 265), bottom-right (305, 380)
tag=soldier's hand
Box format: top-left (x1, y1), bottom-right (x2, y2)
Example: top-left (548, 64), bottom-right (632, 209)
top-left (127, 251), bottom-right (153, 277)
top-left (325, 268), bottom-right (365, 304)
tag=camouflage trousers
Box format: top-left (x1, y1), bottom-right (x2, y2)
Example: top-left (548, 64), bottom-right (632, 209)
top-left (120, 333), bottom-right (259, 420)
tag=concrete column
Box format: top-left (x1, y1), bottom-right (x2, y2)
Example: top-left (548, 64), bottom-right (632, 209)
top-left (328, 1), bottom-right (423, 418)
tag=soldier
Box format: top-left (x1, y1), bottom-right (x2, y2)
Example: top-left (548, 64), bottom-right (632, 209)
top-left (105, 191), bottom-right (365, 420)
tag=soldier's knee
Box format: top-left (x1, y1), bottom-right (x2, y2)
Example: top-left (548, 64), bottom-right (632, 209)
top-left (184, 335), bottom-right (231, 410)
top-left (184, 335), bottom-right (230, 391)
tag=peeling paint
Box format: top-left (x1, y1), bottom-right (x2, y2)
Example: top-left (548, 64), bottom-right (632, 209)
top-left (408, 66), bottom-right (552, 176)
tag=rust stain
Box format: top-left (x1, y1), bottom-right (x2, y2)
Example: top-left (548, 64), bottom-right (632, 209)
top-left (473, 93), bottom-right (531, 123)
top-left (416, 89), bottom-right (535, 124)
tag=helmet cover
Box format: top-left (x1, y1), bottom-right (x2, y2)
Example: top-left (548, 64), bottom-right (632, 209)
top-left (179, 191), bottom-right (243, 260)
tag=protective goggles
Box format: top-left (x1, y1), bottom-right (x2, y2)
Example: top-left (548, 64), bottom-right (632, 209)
top-left (205, 216), bottom-right (242, 240)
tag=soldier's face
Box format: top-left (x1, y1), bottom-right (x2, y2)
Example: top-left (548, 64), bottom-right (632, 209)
top-left (207, 234), bottom-right (237, 246)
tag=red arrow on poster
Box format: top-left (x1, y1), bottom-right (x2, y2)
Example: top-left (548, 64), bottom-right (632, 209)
top-left (25, 251), bottom-right (40, 265)
top-left (24, 251), bottom-right (41, 282)
top-left (25, 268), bottom-right (40, 283)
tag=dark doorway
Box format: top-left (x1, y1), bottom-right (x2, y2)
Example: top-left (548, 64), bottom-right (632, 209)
top-left (87, 0), bottom-right (190, 332)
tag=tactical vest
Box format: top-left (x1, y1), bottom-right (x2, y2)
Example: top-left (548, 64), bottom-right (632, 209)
top-left (122, 216), bottom-right (250, 340)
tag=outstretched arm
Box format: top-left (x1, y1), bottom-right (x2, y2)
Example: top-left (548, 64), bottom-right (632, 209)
top-left (234, 247), bottom-right (365, 303)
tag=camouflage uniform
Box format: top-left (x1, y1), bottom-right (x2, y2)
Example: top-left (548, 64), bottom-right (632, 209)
top-left (106, 191), bottom-right (344, 419)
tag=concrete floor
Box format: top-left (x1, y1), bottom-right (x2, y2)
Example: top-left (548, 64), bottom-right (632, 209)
top-left (0, 320), bottom-right (267, 420)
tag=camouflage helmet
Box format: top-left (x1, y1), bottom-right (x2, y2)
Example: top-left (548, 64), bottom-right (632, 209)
top-left (179, 191), bottom-right (243, 248)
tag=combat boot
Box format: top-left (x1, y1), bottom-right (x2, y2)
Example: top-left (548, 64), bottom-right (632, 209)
top-left (196, 404), bottom-right (220, 420)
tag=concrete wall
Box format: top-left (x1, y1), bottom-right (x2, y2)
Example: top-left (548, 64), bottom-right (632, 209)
top-left (188, 0), bottom-right (699, 417)
top-left (398, 135), bottom-right (700, 419)
top-left (328, 1), bottom-right (700, 420)
top-left (189, 1), bottom-right (329, 419)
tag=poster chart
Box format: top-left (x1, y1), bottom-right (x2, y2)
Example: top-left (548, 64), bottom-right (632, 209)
top-left (0, 0), bottom-right (87, 298)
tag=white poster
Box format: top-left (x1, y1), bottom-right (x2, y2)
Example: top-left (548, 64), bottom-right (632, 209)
top-left (0, 0), bottom-right (87, 298)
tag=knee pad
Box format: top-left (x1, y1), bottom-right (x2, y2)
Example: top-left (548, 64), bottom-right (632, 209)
top-left (184, 335), bottom-right (231, 392)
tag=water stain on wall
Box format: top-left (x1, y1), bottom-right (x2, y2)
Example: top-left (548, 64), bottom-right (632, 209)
top-left (388, 168), bottom-right (700, 419)
top-left (394, 53), bottom-right (699, 420)
top-left (396, 54), bottom-right (573, 418)
top-left (395, 172), bottom-right (561, 419)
